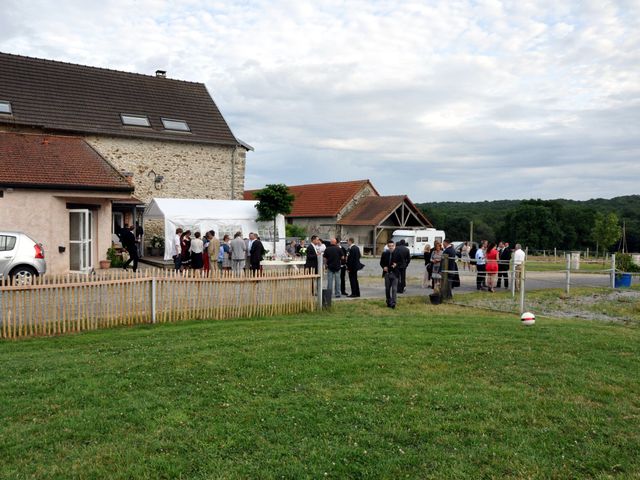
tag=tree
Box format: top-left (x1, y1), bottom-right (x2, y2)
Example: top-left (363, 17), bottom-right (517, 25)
top-left (285, 223), bottom-right (307, 239)
top-left (254, 184), bottom-right (295, 254)
top-left (591, 212), bottom-right (621, 255)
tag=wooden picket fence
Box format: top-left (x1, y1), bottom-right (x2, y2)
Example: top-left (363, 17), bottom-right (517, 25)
top-left (0, 268), bottom-right (319, 340)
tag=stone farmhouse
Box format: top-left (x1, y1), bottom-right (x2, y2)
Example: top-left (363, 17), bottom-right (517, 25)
top-left (245, 180), bottom-right (431, 254)
top-left (0, 51), bottom-right (250, 274)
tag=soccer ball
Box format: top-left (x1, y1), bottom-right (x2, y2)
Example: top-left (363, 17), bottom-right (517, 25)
top-left (520, 311), bottom-right (535, 326)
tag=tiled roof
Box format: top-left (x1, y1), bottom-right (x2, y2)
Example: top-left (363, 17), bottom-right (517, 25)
top-left (0, 52), bottom-right (238, 146)
top-left (0, 132), bottom-right (134, 191)
top-left (337, 195), bottom-right (432, 227)
top-left (244, 180), bottom-right (378, 217)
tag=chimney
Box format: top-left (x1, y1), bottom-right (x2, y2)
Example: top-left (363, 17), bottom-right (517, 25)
top-left (155, 70), bottom-right (167, 78)
top-left (121, 171), bottom-right (134, 186)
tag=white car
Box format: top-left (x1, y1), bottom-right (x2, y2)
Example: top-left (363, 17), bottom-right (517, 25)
top-left (0, 231), bottom-right (46, 284)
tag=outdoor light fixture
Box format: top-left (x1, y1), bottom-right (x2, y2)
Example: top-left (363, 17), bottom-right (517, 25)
top-left (147, 169), bottom-right (164, 190)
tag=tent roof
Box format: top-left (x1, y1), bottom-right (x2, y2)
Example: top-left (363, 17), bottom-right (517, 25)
top-left (145, 198), bottom-right (259, 220)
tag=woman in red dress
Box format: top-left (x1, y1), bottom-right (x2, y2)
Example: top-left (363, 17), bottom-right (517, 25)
top-left (485, 242), bottom-right (499, 292)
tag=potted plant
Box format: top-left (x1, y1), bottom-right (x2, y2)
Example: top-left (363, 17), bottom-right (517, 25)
top-left (614, 253), bottom-right (639, 288)
top-left (149, 235), bottom-right (165, 256)
top-left (107, 247), bottom-right (123, 268)
top-left (99, 257), bottom-right (111, 269)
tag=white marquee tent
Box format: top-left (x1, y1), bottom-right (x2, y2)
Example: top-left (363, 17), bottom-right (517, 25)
top-left (144, 198), bottom-right (286, 260)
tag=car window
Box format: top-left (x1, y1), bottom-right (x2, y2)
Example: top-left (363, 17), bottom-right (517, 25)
top-left (0, 235), bottom-right (17, 251)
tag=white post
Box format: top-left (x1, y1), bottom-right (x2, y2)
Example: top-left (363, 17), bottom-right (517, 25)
top-left (511, 259), bottom-right (516, 297)
top-left (519, 260), bottom-right (526, 314)
top-left (151, 276), bottom-right (157, 323)
top-left (611, 253), bottom-right (616, 289)
top-left (565, 253), bottom-right (571, 295)
top-left (554, 247), bottom-right (557, 261)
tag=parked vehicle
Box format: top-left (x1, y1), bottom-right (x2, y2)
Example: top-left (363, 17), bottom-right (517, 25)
top-left (391, 229), bottom-right (446, 257)
top-left (0, 231), bottom-right (46, 284)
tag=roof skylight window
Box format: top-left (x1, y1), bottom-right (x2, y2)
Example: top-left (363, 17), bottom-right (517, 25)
top-left (161, 118), bottom-right (190, 132)
top-left (0, 100), bottom-right (12, 114)
top-left (120, 114), bottom-right (151, 127)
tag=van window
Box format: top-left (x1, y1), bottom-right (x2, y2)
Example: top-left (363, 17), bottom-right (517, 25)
top-left (435, 237), bottom-right (443, 244)
top-left (0, 235), bottom-right (17, 251)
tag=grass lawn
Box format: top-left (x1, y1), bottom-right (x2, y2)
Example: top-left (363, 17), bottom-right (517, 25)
top-left (1, 298), bottom-right (639, 479)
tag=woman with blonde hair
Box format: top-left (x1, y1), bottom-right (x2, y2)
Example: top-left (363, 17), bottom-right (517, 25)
top-left (430, 241), bottom-right (443, 292)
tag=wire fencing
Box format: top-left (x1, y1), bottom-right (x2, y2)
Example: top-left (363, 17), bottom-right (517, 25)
top-left (438, 254), bottom-right (639, 322)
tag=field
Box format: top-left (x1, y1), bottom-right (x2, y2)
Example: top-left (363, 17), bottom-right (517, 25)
top-left (1, 298), bottom-right (639, 479)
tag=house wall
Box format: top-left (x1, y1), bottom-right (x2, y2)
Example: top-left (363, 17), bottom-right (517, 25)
top-left (290, 217), bottom-right (338, 240)
top-left (336, 184), bottom-right (378, 221)
top-left (85, 135), bottom-right (246, 203)
top-left (0, 189), bottom-right (120, 275)
top-left (338, 226), bottom-right (374, 249)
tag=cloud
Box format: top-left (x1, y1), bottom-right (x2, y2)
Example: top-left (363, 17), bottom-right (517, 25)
top-left (1, 0), bottom-right (639, 202)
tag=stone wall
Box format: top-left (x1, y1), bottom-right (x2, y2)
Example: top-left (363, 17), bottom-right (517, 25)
top-left (336, 184), bottom-right (378, 221)
top-left (85, 135), bottom-right (246, 204)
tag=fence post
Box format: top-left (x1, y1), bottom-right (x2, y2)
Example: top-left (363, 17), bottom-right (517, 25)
top-left (519, 260), bottom-right (526, 314)
top-left (511, 259), bottom-right (516, 297)
top-left (317, 252), bottom-right (323, 311)
top-left (151, 276), bottom-right (157, 323)
top-left (610, 254), bottom-right (616, 289)
top-left (565, 253), bottom-right (571, 295)
top-left (441, 254), bottom-right (452, 300)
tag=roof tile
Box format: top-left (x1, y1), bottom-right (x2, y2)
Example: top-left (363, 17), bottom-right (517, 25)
top-left (0, 52), bottom-right (238, 146)
top-left (0, 132), bottom-right (134, 191)
top-left (245, 180), bottom-right (377, 217)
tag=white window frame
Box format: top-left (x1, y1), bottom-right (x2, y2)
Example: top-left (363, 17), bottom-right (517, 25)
top-left (69, 209), bottom-right (94, 273)
top-left (0, 100), bottom-right (12, 114)
top-left (120, 113), bottom-right (151, 127)
top-left (161, 117), bottom-right (190, 132)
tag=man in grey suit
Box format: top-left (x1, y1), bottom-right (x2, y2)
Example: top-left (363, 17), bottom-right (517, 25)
top-left (230, 231), bottom-right (247, 275)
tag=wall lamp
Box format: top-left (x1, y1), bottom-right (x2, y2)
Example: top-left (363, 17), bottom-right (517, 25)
top-left (147, 169), bottom-right (165, 190)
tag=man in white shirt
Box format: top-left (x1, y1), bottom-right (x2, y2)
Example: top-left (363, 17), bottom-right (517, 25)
top-left (513, 244), bottom-right (526, 291)
top-left (475, 240), bottom-right (487, 290)
top-left (173, 227), bottom-right (183, 271)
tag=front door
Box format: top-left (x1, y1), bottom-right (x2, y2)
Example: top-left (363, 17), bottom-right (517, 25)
top-left (69, 209), bottom-right (93, 272)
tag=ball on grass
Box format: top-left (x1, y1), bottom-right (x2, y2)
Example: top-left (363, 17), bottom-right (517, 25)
top-left (521, 311), bottom-right (536, 326)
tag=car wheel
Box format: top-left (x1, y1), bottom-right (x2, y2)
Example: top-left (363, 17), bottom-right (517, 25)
top-left (9, 266), bottom-right (37, 285)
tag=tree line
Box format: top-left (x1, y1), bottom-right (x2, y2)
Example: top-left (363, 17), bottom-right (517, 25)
top-left (416, 195), bottom-right (640, 253)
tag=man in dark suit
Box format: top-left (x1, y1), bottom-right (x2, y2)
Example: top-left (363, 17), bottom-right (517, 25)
top-left (338, 237), bottom-right (348, 296)
top-left (304, 235), bottom-right (319, 273)
top-left (346, 237), bottom-right (361, 297)
top-left (442, 238), bottom-right (460, 290)
top-left (249, 233), bottom-right (265, 274)
top-left (380, 241), bottom-right (400, 308)
top-left (121, 224), bottom-right (139, 272)
top-left (497, 241), bottom-right (512, 288)
top-left (395, 239), bottom-right (411, 293)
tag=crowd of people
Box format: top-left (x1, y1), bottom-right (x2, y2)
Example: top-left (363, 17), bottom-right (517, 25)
top-left (419, 240), bottom-right (526, 294)
top-left (300, 235), bottom-right (363, 298)
top-left (118, 226), bottom-right (526, 308)
top-left (171, 229), bottom-right (267, 274)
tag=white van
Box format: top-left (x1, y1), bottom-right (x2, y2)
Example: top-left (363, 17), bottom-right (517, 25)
top-left (391, 229), bottom-right (446, 257)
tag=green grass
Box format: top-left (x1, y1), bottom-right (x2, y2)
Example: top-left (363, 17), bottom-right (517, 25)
top-left (526, 260), bottom-right (609, 272)
top-left (1, 299), bottom-right (639, 479)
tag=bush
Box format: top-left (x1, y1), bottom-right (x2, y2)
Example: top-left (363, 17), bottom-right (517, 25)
top-left (107, 247), bottom-right (123, 268)
top-left (615, 253), bottom-right (640, 274)
top-left (150, 235), bottom-right (165, 249)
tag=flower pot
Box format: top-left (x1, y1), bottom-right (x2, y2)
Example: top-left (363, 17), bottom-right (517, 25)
top-left (99, 260), bottom-right (111, 269)
top-left (614, 273), bottom-right (632, 288)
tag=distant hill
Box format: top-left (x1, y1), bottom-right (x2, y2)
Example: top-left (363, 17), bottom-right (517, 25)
top-left (416, 195), bottom-right (640, 252)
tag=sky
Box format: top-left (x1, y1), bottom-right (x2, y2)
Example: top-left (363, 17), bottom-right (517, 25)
top-left (1, 0), bottom-right (639, 202)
